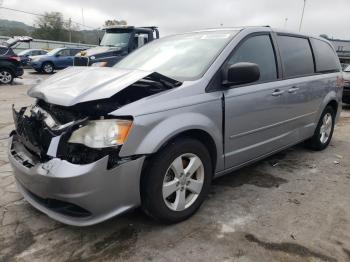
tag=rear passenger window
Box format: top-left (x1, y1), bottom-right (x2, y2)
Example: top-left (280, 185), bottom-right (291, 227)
top-left (228, 35), bottom-right (277, 82)
top-left (278, 36), bottom-right (314, 78)
top-left (311, 39), bottom-right (340, 73)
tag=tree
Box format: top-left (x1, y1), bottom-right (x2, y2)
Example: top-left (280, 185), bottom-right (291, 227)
top-left (32, 12), bottom-right (67, 41)
top-left (104, 20), bottom-right (127, 26)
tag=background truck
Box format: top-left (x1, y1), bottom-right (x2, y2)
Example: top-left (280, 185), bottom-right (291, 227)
top-left (74, 25), bottom-right (159, 67)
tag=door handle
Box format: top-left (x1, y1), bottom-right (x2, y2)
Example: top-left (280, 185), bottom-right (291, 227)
top-left (271, 89), bottom-right (285, 96)
top-left (288, 86), bottom-right (300, 93)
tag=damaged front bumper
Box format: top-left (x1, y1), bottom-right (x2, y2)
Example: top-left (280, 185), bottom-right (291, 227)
top-left (9, 135), bottom-right (145, 226)
top-left (9, 104), bottom-right (145, 226)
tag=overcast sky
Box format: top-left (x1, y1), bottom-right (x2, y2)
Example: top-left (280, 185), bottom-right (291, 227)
top-left (0, 0), bottom-right (349, 39)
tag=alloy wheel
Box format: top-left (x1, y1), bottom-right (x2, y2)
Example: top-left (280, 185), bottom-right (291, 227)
top-left (162, 153), bottom-right (204, 211)
top-left (43, 63), bottom-right (53, 73)
top-left (320, 112), bottom-right (332, 144)
top-left (0, 70), bottom-right (12, 84)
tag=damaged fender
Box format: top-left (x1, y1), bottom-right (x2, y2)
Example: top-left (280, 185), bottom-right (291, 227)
top-left (119, 111), bottom-right (224, 172)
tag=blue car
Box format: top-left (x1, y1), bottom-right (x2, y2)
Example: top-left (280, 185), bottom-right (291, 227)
top-left (18, 49), bottom-right (47, 66)
top-left (29, 47), bottom-right (85, 74)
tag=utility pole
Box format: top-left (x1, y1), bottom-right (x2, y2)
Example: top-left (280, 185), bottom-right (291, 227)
top-left (81, 8), bottom-right (85, 28)
top-left (68, 18), bottom-right (72, 42)
top-left (299, 0), bottom-right (307, 32)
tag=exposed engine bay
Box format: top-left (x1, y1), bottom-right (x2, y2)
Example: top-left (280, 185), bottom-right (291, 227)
top-left (11, 71), bottom-right (181, 168)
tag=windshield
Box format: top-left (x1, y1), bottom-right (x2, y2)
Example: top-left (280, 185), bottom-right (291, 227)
top-left (100, 31), bottom-right (131, 47)
top-left (345, 65), bottom-right (350, 72)
top-left (46, 49), bottom-right (61, 56)
top-left (114, 30), bottom-right (238, 81)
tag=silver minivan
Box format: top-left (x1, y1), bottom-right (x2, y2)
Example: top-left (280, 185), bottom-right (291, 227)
top-left (8, 27), bottom-right (343, 226)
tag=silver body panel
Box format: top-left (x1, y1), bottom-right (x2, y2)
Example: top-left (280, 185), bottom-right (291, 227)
top-left (9, 27), bottom-right (343, 225)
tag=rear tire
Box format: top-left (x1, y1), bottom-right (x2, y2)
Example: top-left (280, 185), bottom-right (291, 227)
top-left (305, 106), bottom-right (335, 151)
top-left (0, 68), bottom-right (14, 84)
top-left (141, 137), bottom-right (212, 224)
top-left (41, 62), bottom-right (54, 74)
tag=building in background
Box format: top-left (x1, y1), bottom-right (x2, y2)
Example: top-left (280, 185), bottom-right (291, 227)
top-left (325, 37), bottom-right (350, 65)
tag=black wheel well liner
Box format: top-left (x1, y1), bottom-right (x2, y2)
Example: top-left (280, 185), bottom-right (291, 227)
top-left (327, 100), bottom-right (338, 115)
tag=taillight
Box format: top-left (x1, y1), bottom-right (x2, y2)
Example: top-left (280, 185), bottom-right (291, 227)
top-left (9, 56), bottom-right (21, 62)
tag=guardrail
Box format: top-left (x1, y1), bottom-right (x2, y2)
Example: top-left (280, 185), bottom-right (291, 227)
top-left (0, 36), bottom-right (96, 53)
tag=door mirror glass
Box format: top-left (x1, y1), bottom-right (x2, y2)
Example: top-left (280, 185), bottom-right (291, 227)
top-left (223, 62), bottom-right (260, 86)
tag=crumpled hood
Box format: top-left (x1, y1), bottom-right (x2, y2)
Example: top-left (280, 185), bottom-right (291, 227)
top-left (76, 46), bottom-right (122, 57)
top-left (28, 67), bottom-right (153, 106)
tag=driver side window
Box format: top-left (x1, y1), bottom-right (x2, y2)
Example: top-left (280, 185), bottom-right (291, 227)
top-left (58, 49), bottom-right (70, 57)
top-left (228, 34), bottom-right (277, 82)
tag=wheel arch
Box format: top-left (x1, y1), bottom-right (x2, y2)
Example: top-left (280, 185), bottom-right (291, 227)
top-left (41, 60), bottom-right (55, 69)
top-left (155, 129), bottom-right (218, 173)
top-left (316, 91), bottom-right (340, 124)
top-left (0, 66), bottom-right (15, 75)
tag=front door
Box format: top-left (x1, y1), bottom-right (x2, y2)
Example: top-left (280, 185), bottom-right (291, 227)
top-left (223, 33), bottom-right (290, 169)
top-left (55, 49), bottom-right (72, 68)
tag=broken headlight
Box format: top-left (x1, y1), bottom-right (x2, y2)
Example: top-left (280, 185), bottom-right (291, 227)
top-left (68, 119), bottom-right (132, 148)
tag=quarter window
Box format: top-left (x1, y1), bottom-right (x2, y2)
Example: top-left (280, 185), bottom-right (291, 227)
top-left (311, 39), bottom-right (340, 73)
top-left (228, 35), bottom-right (277, 82)
top-left (278, 36), bottom-right (314, 78)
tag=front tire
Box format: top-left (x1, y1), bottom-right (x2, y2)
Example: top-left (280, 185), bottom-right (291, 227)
top-left (41, 62), bottom-right (54, 74)
top-left (305, 106), bottom-right (335, 151)
top-left (0, 68), bottom-right (14, 84)
top-left (141, 138), bottom-right (212, 223)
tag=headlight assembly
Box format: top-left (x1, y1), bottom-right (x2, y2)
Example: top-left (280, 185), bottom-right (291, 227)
top-left (68, 119), bottom-right (132, 148)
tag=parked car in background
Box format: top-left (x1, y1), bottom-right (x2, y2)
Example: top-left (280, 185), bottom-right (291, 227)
top-left (0, 36), bottom-right (32, 84)
top-left (341, 63), bottom-right (349, 70)
top-left (343, 65), bottom-right (350, 104)
top-left (18, 49), bottom-right (48, 66)
top-left (9, 27), bottom-right (343, 226)
top-left (29, 47), bottom-right (85, 73)
top-left (74, 25), bottom-right (159, 67)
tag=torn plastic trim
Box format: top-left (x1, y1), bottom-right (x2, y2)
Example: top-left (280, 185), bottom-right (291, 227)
top-left (13, 104), bottom-right (88, 136)
top-left (31, 105), bottom-right (87, 132)
top-left (12, 105), bottom-right (88, 162)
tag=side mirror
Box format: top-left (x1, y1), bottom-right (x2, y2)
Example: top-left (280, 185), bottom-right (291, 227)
top-left (223, 62), bottom-right (260, 87)
top-left (55, 53), bottom-right (60, 57)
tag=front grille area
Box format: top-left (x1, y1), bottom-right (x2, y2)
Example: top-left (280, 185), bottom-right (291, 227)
top-left (73, 56), bottom-right (89, 66)
top-left (13, 102), bottom-right (123, 166)
top-left (36, 100), bottom-right (85, 124)
top-left (13, 106), bottom-right (55, 160)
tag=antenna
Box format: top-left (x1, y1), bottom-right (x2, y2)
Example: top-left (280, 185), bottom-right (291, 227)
top-left (299, 0), bottom-right (307, 32)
